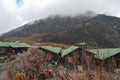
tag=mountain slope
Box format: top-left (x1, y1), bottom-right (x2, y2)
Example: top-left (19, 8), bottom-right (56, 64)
top-left (2, 14), bottom-right (120, 48)
top-left (2, 16), bottom-right (91, 37)
top-left (42, 14), bottom-right (120, 48)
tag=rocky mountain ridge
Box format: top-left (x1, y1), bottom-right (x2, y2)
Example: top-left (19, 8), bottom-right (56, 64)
top-left (2, 14), bottom-right (120, 48)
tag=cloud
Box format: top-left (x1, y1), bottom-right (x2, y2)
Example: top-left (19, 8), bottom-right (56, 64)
top-left (0, 0), bottom-right (120, 34)
top-left (16, 0), bottom-right (24, 7)
top-left (0, 0), bottom-right (23, 34)
top-left (15, 0), bottom-right (120, 22)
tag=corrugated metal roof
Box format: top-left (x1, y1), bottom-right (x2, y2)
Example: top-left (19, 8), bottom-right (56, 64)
top-left (61, 46), bottom-right (79, 57)
top-left (17, 43), bottom-right (31, 47)
top-left (88, 48), bottom-right (120, 60)
top-left (0, 42), bottom-right (31, 48)
top-left (8, 42), bottom-right (31, 48)
top-left (0, 42), bottom-right (9, 47)
top-left (40, 46), bottom-right (62, 54)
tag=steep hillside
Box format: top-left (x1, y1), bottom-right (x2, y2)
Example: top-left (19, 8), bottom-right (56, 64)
top-left (2, 14), bottom-right (120, 48)
top-left (2, 16), bottom-right (91, 37)
top-left (42, 15), bottom-right (120, 48)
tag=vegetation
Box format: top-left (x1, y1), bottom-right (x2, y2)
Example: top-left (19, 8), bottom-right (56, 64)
top-left (6, 48), bottom-right (117, 80)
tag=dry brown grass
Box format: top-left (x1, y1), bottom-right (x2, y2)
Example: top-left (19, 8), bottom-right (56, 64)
top-left (37, 42), bottom-right (70, 49)
top-left (6, 48), bottom-right (116, 80)
top-left (4, 35), bottom-right (70, 48)
top-left (7, 48), bottom-right (46, 80)
top-left (64, 68), bottom-right (114, 80)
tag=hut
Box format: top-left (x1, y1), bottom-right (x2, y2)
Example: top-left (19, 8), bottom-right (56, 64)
top-left (40, 46), bottom-right (62, 62)
top-left (8, 42), bottom-right (31, 53)
top-left (0, 42), bottom-right (31, 56)
top-left (0, 41), bottom-right (31, 62)
top-left (0, 42), bottom-right (9, 56)
top-left (61, 46), bottom-right (82, 70)
top-left (87, 48), bottom-right (120, 72)
top-left (39, 46), bottom-right (62, 71)
top-left (1, 42), bottom-right (31, 55)
top-left (0, 42), bottom-right (10, 62)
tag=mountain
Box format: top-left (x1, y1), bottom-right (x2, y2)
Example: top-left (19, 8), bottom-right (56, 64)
top-left (2, 14), bottom-right (120, 48)
top-left (2, 15), bottom-right (91, 37)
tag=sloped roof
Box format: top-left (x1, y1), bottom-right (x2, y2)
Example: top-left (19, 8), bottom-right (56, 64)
top-left (0, 42), bottom-right (31, 48)
top-left (87, 48), bottom-right (120, 60)
top-left (17, 43), bottom-right (31, 47)
top-left (0, 42), bottom-right (9, 47)
top-left (61, 46), bottom-right (79, 57)
top-left (8, 42), bottom-right (31, 48)
top-left (40, 46), bottom-right (62, 54)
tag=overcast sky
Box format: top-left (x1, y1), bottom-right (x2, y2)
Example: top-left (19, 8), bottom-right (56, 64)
top-left (0, 0), bottom-right (120, 34)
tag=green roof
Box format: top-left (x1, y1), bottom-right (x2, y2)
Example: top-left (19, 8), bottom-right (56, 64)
top-left (0, 42), bottom-right (31, 48)
top-left (0, 42), bottom-right (9, 47)
top-left (40, 46), bottom-right (62, 54)
top-left (8, 42), bottom-right (31, 48)
top-left (61, 46), bottom-right (79, 57)
top-left (17, 43), bottom-right (31, 47)
top-left (87, 48), bottom-right (120, 60)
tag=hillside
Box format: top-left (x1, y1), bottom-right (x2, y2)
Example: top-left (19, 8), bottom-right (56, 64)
top-left (2, 15), bottom-right (91, 37)
top-left (2, 14), bottom-right (120, 48)
top-left (42, 14), bottom-right (120, 48)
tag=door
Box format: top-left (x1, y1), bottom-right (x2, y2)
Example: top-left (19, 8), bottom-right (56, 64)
top-left (117, 61), bottom-right (120, 69)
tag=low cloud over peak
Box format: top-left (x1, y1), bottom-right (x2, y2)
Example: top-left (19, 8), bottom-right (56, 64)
top-left (0, 0), bottom-right (120, 34)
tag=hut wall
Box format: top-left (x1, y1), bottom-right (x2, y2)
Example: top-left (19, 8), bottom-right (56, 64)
top-left (0, 47), bottom-right (7, 56)
top-left (81, 51), bottom-right (96, 70)
top-left (104, 53), bottom-right (120, 73)
top-left (64, 49), bottom-right (82, 69)
top-left (112, 53), bottom-right (120, 69)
